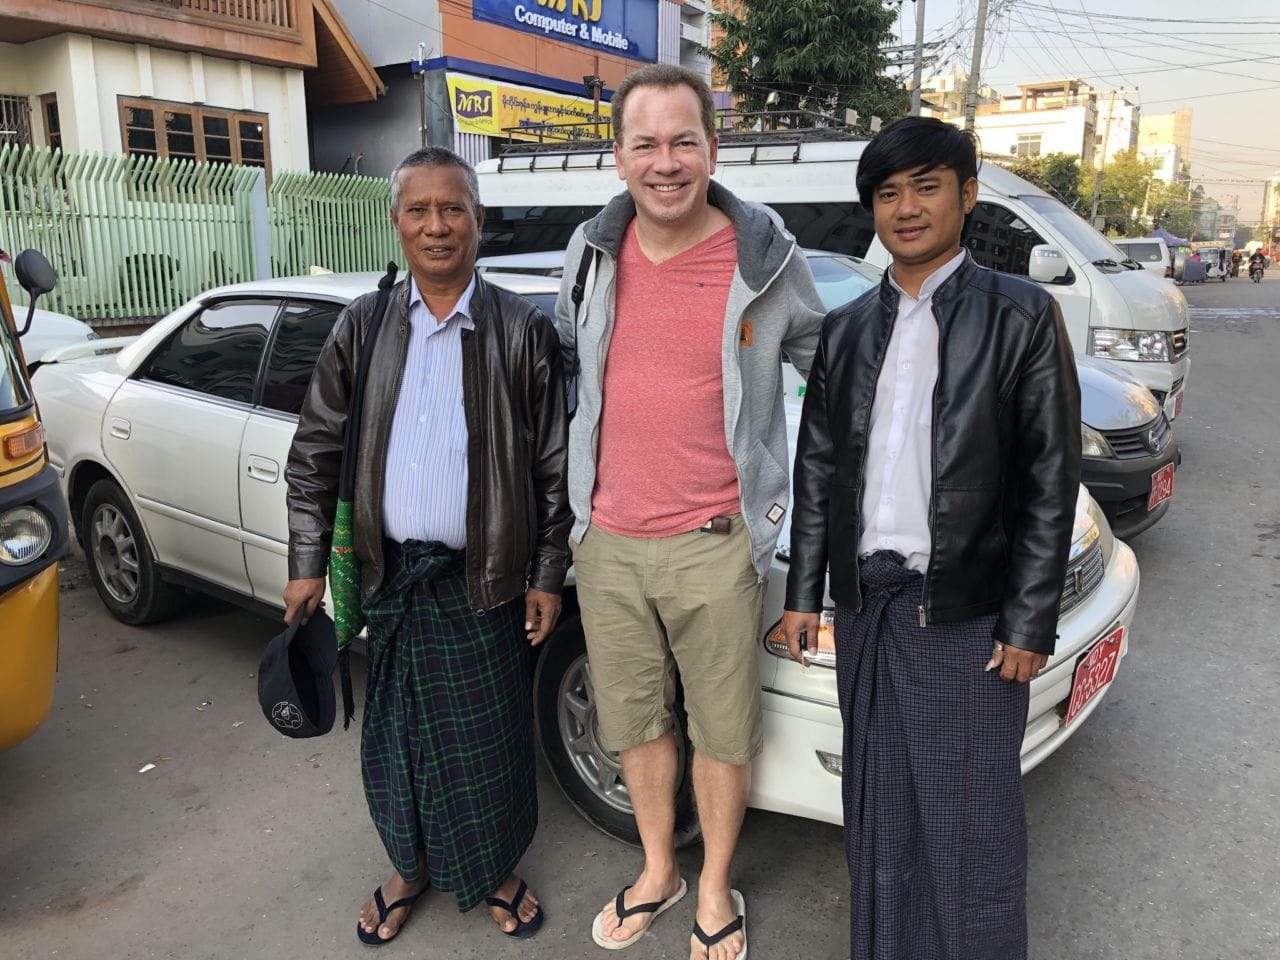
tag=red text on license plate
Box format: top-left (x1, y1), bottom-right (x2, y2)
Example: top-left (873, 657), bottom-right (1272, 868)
top-left (1148, 462), bottom-right (1175, 511)
top-left (1065, 626), bottom-right (1124, 726)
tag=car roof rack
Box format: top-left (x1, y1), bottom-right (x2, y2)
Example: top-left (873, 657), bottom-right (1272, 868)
top-left (493, 112), bottom-right (869, 173)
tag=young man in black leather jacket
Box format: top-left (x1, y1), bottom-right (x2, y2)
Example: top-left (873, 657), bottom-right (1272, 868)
top-left (782, 117), bottom-right (1081, 960)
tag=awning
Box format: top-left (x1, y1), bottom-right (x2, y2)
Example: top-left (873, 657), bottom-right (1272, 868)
top-left (307, 0), bottom-right (385, 106)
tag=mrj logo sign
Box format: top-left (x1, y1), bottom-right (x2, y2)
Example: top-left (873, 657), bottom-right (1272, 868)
top-left (454, 87), bottom-right (495, 120)
top-left (474, 0), bottom-right (657, 63)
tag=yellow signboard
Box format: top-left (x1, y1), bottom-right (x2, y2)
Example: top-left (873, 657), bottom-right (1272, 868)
top-left (446, 72), bottom-right (611, 142)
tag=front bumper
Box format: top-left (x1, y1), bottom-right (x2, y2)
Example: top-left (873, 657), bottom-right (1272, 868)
top-left (1083, 437), bottom-right (1181, 539)
top-left (748, 543), bottom-right (1142, 825)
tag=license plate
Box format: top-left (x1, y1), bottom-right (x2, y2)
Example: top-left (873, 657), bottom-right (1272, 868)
top-left (1065, 626), bottom-right (1124, 726)
top-left (1148, 462), bottom-right (1175, 511)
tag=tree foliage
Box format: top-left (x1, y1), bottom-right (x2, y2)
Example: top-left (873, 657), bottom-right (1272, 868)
top-left (708, 0), bottom-right (908, 130)
top-left (1000, 153), bottom-right (1084, 210)
top-left (1146, 180), bottom-right (1199, 240)
top-left (1092, 149), bottom-right (1157, 236)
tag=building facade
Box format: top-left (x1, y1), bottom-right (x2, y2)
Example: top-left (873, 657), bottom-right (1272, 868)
top-left (1139, 143), bottom-right (1183, 183)
top-left (313, 0), bottom-right (711, 176)
top-left (1139, 109), bottom-right (1193, 158)
top-left (0, 0), bottom-right (382, 177)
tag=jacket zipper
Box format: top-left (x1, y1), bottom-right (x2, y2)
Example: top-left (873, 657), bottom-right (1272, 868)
top-left (919, 301), bottom-right (944, 629)
top-left (855, 289), bottom-right (898, 614)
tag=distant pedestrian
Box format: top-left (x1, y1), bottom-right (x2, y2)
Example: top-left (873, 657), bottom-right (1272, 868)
top-left (782, 116), bottom-right (1081, 960)
top-left (284, 147), bottom-right (570, 945)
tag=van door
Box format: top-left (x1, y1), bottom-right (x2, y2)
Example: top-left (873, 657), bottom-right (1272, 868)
top-left (965, 200), bottom-right (1094, 351)
top-left (239, 298), bottom-right (345, 605)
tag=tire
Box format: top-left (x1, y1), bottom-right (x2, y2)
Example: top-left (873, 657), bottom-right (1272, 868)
top-left (81, 479), bottom-right (182, 625)
top-left (533, 613), bottom-right (701, 848)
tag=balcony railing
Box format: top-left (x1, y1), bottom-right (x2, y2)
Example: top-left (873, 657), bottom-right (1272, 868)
top-left (177, 0), bottom-right (294, 31)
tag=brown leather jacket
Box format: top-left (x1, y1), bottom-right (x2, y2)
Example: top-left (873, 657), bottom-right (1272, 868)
top-left (285, 272), bottom-right (571, 610)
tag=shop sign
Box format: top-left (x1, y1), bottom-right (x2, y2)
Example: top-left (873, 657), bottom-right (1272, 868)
top-left (473, 0), bottom-right (658, 63)
top-left (447, 72), bottom-right (613, 142)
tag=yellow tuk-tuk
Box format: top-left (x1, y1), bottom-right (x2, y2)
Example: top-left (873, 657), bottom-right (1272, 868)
top-left (0, 249), bottom-right (70, 750)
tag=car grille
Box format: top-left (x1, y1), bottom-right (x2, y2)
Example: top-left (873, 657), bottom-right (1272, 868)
top-left (1171, 329), bottom-right (1189, 359)
top-left (1059, 539), bottom-right (1106, 618)
top-left (1103, 412), bottom-right (1173, 459)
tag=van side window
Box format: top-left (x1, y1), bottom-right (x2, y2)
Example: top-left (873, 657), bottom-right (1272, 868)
top-left (767, 203), bottom-right (876, 258)
top-left (481, 205), bottom-right (605, 258)
top-left (964, 202), bottom-right (1046, 277)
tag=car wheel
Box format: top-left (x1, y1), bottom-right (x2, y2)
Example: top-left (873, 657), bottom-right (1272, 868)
top-left (82, 479), bottom-right (182, 625)
top-left (533, 613), bottom-right (701, 848)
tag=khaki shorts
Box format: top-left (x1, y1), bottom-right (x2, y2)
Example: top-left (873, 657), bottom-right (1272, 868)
top-left (572, 517), bottom-right (765, 766)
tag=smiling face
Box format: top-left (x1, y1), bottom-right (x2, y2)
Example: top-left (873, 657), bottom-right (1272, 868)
top-left (872, 165), bottom-right (977, 275)
top-left (613, 84), bottom-right (717, 230)
top-left (390, 164), bottom-right (483, 290)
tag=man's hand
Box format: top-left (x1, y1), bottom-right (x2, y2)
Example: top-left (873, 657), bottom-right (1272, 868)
top-left (524, 589), bottom-right (562, 646)
top-left (283, 577), bottom-right (326, 625)
top-left (781, 609), bottom-right (820, 667)
top-left (985, 640), bottom-right (1048, 683)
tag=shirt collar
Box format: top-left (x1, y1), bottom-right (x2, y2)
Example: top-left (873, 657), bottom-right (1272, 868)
top-left (408, 273), bottom-right (476, 331)
top-left (888, 248), bottom-right (967, 303)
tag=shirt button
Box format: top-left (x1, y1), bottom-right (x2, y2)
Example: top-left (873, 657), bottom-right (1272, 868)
top-left (419, 416), bottom-right (426, 423)
top-left (902, 362), bottom-right (911, 371)
top-left (410, 463), bottom-right (418, 470)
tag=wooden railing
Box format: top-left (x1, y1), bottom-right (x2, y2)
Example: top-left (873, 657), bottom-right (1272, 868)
top-left (178, 0), bottom-right (294, 31)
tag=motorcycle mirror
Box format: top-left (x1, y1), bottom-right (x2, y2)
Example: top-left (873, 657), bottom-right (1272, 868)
top-left (14, 248), bottom-right (57, 299)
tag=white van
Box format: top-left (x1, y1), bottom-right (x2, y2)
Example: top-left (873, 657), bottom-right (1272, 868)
top-left (476, 135), bottom-right (1191, 420)
top-left (1111, 237), bottom-right (1174, 280)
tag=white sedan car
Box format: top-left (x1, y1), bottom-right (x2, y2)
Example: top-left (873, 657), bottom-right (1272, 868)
top-left (33, 271), bottom-right (1139, 845)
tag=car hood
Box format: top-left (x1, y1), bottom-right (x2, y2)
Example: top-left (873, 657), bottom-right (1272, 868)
top-left (1077, 354), bottom-right (1161, 429)
top-left (19, 308), bottom-right (97, 363)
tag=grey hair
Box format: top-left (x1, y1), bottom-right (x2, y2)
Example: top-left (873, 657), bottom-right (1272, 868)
top-left (389, 146), bottom-right (481, 212)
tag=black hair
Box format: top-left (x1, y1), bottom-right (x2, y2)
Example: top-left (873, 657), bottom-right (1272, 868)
top-left (856, 116), bottom-right (980, 211)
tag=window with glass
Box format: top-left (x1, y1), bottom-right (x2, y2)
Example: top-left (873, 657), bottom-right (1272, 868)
top-left (260, 300), bottom-right (343, 415)
top-left (118, 98), bottom-right (271, 177)
top-left (41, 95), bottom-right (61, 151)
top-left (141, 299), bottom-right (280, 404)
top-left (1016, 133), bottom-right (1043, 158)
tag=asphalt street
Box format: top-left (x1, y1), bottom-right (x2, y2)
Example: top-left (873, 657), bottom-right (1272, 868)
top-left (1, 277), bottom-right (1277, 960)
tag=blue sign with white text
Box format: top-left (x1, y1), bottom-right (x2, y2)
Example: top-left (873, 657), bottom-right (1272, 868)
top-left (473, 0), bottom-right (659, 64)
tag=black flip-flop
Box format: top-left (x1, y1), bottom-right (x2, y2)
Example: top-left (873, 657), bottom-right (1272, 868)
top-left (485, 878), bottom-right (545, 939)
top-left (692, 889), bottom-right (747, 960)
top-left (356, 883), bottom-right (430, 946)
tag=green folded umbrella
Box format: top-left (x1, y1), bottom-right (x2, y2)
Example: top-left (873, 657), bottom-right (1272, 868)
top-left (329, 262), bottom-right (398, 728)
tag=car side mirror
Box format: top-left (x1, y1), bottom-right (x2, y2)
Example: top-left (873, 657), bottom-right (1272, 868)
top-left (1028, 244), bottom-right (1072, 284)
top-left (14, 248), bottom-right (57, 298)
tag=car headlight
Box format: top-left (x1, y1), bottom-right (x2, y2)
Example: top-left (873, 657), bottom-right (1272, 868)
top-left (1088, 328), bottom-right (1171, 362)
top-left (1084, 494), bottom-right (1115, 564)
top-left (0, 506), bottom-right (53, 565)
top-left (1081, 423), bottom-right (1114, 458)
top-left (763, 610), bottom-right (837, 669)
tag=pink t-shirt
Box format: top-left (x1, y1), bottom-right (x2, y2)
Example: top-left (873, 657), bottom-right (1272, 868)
top-left (591, 222), bottom-right (741, 537)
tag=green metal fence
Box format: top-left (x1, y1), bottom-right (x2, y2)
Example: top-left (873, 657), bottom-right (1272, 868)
top-left (0, 145), bottom-right (260, 321)
top-left (0, 145), bottom-right (401, 323)
top-left (268, 170), bottom-right (399, 278)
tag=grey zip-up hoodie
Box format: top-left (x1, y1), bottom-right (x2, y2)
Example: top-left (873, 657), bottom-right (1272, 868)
top-left (553, 180), bottom-right (826, 577)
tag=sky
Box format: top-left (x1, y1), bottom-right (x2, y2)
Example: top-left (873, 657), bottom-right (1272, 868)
top-left (890, 0), bottom-right (1280, 217)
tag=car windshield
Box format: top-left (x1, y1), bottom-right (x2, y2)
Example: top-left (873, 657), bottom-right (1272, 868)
top-left (0, 322), bottom-right (33, 416)
top-left (805, 253), bottom-right (882, 311)
top-left (1019, 195), bottom-right (1127, 265)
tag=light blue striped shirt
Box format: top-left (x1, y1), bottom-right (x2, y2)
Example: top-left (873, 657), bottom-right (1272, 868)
top-left (381, 275), bottom-right (475, 549)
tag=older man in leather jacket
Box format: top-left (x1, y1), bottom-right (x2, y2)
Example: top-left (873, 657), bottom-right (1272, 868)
top-left (782, 118), bottom-right (1081, 960)
top-left (283, 147), bottom-right (570, 947)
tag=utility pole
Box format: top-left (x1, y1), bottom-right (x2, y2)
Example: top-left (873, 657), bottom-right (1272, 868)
top-left (1089, 89), bottom-right (1118, 226)
top-left (910, 0), bottom-right (927, 116)
top-left (962, 0), bottom-right (989, 130)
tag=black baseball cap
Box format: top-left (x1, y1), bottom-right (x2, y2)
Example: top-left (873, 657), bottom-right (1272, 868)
top-left (258, 610), bottom-right (338, 738)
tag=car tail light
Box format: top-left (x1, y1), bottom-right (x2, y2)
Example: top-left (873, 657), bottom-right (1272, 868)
top-left (3, 422), bottom-right (45, 460)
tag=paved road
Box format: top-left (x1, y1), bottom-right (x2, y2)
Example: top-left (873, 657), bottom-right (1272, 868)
top-left (2, 277), bottom-right (1277, 959)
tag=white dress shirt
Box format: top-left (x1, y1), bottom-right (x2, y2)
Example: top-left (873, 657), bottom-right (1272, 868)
top-left (382, 275), bottom-right (475, 549)
top-left (858, 250), bottom-right (966, 573)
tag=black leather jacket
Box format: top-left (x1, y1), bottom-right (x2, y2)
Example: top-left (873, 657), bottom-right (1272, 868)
top-left (285, 272), bottom-right (571, 610)
top-left (785, 255), bottom-right (1081, 654)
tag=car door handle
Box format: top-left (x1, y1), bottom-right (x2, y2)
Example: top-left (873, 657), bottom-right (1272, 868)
top-left (109, 417), bottom-right (131, 439)
top-left (246, 455), bottom-right (280, 483)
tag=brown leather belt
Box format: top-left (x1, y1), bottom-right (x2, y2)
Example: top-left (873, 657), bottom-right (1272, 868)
top-left (698, 516), bottom-right (733, 535)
